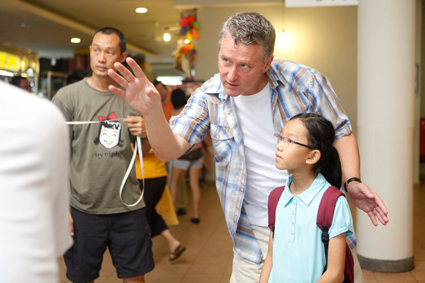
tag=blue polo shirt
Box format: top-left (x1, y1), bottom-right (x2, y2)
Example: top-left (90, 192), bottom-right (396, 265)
top-left (269, 174), bottom-right (353, 283)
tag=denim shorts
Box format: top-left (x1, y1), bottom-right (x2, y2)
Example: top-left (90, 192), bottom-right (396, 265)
top-left (173, 156), bottom-right (204, 170)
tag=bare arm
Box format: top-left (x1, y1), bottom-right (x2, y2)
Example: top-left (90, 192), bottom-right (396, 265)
top-left (317, 233), bottom-right (346, 283)
top-left (333, 134), bottom-right (388, 226)
top-left (109, 57), bottom-right (190, 161)
top-left (259, 233), bottom-right (274, 283)
top-left (69, 213), bottom-right (74, 236)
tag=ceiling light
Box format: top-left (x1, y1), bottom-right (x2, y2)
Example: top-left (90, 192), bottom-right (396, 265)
top-left (156, 76), bottom-right (184, 86)
top-left (163, 33), bottom-right (171, 42)
top-left (27, 68), bottom-right (35, 76)
top-left (135, 7), bottom-right (148, 13)
top-left (70, 38), bottom-right (81, 44)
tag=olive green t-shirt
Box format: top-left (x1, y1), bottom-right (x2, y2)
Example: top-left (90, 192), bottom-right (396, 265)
top-left (52, 79), bottom-right (144, 214)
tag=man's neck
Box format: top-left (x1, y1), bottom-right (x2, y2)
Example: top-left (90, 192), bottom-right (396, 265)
top-left (86, 75), bottom-right (117, 92)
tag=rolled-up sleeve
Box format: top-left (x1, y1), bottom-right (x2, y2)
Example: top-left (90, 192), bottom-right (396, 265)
top-left (169, 90), bottom-right (210, 145)
top-left (307, 70), bottom-right (352, 139)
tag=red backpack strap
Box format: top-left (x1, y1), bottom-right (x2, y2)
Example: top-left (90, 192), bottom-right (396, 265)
top-left (268, 186), bottom-right (286, 235)
top-left (317, 186), bottom-right (354, 283)
top-left (317, 186), bottom-right (344, 230)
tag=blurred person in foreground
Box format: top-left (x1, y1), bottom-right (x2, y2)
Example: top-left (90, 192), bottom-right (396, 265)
top-left (0, 81), bottom-right (72, 282)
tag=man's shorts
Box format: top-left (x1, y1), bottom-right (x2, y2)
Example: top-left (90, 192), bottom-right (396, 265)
top-left (173, 156), bottom-right (204, 171)
top-left (64, 207), bottom-right (154, 283)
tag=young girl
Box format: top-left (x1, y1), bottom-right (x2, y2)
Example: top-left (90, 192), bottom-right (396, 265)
top-left (260, 113), bottom-right (354, 283)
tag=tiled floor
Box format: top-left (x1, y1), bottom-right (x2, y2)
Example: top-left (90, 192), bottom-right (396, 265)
top-left (58, 182), bottom-right (425, 283)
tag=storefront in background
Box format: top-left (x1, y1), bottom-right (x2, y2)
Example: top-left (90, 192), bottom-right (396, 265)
top-left (0, 42), bottom-right (39, 93)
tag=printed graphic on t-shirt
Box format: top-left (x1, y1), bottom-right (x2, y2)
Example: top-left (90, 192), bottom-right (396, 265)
top-left (94, 113), bottom-right (124, 148)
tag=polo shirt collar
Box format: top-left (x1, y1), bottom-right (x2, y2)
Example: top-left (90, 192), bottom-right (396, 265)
top-left (281, 173), bottom-right (329, 207)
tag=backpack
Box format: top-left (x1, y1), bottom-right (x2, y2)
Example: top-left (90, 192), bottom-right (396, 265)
top-left (267, 186), bottom-right (354, 283)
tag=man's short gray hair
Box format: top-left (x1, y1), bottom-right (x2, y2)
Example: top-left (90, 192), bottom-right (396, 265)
top-left (218, 12), bottom-right (276, 63)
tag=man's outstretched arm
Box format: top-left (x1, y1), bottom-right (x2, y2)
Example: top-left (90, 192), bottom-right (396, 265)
top-left (108, 57), bottom-right (191, 161)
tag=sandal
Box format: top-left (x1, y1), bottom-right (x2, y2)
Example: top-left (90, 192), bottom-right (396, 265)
top-left (169, 244), bottom-right (186, 262)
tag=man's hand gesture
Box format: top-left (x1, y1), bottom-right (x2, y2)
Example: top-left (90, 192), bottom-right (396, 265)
top-left (108, 57), bottom-right (161, 116)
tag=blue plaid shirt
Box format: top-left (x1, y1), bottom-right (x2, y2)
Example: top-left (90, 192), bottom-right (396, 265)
top-left (170, 59), bottom-right (354, 264)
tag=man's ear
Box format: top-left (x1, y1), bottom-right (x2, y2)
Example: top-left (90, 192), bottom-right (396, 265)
top-left (306, 149), bottom-right (321, 165)
top-left (263, 55), bottom-right (274, 73)
top-left (120, 52), bottom-right (129, 63)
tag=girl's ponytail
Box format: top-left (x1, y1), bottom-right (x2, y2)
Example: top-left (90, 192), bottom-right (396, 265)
top-left (320, 146), bottom-right (342, 188)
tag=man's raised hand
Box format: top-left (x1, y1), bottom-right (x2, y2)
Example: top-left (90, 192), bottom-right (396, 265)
top-left (108, 57), bottom-right (161, 116)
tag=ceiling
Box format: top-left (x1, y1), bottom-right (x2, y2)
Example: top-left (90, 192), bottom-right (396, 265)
top-left (0, 0), bottom-right (187, 76)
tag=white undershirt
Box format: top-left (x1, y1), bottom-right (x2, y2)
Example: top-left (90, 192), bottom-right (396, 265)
top-left (233, 83), bottom-right (288, 226)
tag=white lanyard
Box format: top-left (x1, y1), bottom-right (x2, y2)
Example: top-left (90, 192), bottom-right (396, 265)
top-left (65, 118), bottom-right (124, 125)
top-left (119, 136), bottom-right (144, 207)
top-left (66, 119), bottom-right (145, 207)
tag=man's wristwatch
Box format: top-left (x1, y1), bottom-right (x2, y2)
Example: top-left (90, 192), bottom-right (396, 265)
top-left (344, 177), bottom-right (362, 192)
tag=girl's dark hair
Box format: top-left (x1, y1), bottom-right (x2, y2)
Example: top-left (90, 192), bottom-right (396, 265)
top-left (171, 88), bottom-right (188, 109)
top-left (290, 113), bottom-right (342, 188)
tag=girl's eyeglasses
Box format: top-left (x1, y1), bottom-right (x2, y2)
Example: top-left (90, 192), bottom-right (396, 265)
top-left (274, 133), bottom-right (314, 150)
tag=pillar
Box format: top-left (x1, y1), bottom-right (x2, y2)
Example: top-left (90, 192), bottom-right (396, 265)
top-left (356, 0), bottom-right (416, 272)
